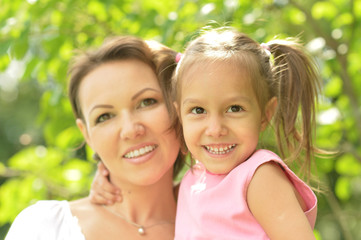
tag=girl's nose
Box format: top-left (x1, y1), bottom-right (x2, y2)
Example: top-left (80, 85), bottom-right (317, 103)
top-left (119, 113), bottom-right (145, 140)
top-left (205, 115), bottom-right (227, 138)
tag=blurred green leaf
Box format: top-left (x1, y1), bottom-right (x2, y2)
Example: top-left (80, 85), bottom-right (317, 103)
top-left (287, 8), bottom-right (306, 25)
top-left (335, 154), bottom-right (361, 176)
top-left (0, 39), bottom-right (12, 55)
top-left (333, 13), bottom-right (353, 28)
top-left (55, 126), bottom-right (83, 150)
top-left (9, 36), bottom-right (29, 60)
top-left (335, 176), bottom-right (351, 201)
top-left (324, 77), bottom-right (343, 98)
top-left (0, 54), bottom-right (10, 71)
top-left (0, 176), bottom-right (46, 224)
top-left (312, 1), bottom-right (338, 20)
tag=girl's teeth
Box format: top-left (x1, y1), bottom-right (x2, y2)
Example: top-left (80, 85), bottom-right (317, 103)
top-left (205, 144), bottom-right (235, 154)
top-left (124, 145), bottom-right (156, 158)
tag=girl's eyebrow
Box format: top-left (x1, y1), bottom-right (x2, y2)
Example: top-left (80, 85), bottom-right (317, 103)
top-left (182, 96), bottom-right (252, 105)
top-left (182, 98), bottom-right (198, 105)
top-left (131, 87), bottom-right (159, 100)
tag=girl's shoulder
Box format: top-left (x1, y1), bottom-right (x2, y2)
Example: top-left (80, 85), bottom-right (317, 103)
top-left (247, 149), bottom-right (317, 228)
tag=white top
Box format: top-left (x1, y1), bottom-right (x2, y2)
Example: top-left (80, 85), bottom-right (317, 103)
top-left (5, 200), bottom-right (85, 240)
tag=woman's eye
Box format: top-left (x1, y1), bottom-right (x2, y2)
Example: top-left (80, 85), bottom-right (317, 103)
top-left (139, 98), bottom-right (157, 108)
top-left (227, 105), bottom-right (243, 113)
top-left (191, 107), bottom-right (206, 114)
top-left (96, 113), bottom-right (113, 124)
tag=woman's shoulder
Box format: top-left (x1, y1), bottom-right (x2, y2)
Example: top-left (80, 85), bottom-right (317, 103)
top-left (11, 200), bottom-right (70, 225)
top-left (6, 200), bottom-right (85, 240)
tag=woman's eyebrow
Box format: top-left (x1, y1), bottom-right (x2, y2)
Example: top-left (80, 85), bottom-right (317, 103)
top-left (88, 104), bottom-right (113, 117)
top-left (131, 88), bottom-right (159, 100)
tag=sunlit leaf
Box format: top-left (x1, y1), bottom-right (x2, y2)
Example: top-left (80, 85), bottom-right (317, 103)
top-left (9, 36), bottom-right (29, 60)
top-left (21, 57), bottom-right (39, 81)
top-left (324, 77), bottom-right (342, 98)
top-left (312, 1), bottom-right (338, 20)
top-left (0, 54), bottom-right (11, 71)
top-left (87, 0), bottom-right (107, 22)
top-left (355, 0), bottom-right (361, 17)
top-left (51, 10), bottom-right (63, 26)
top-left (333, 13), bottom-right (353, 28)
top-left (335, 154), bottom-right (361, 176)
top-left (0, 176), bottom-right (46, 223)
top-left (0, 39), bottom-right (12, 55)
top-left (335, 176), bottom-right (351, 201)
top-left (55, 126), bottom-right (83, 150)
top-left (288, 8), bottom-right (306, 25)
top-left (8, 146), bottom-right (63, 170)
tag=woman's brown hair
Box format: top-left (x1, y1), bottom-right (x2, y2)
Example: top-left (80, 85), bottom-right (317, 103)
top-left (68, 35), bottom-right (184, 178)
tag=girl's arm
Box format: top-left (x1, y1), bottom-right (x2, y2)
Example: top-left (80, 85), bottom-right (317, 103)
top-left (247, 162), bottom-right (316, 240)
top-left (89, 162), bottom-right (181, 204)
top-left (89, 162), bottom-right (122, 205)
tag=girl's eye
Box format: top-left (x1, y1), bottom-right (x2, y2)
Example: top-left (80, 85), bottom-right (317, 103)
top-left (139, 98), bottom-right (157, 108)
top-left (191, 107), bottom-right (206, 114)
top-left (227, 105), bottom-right (243, 113)
top-left (96, 113), bottom-right (114, 124)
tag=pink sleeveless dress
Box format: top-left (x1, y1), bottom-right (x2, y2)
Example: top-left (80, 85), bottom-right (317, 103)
top-left (175, 149), bottom-right (317, 240)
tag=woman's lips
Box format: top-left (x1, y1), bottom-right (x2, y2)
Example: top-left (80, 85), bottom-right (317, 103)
top-left (123, 145), bottom-right (157, 158)
top-left (123, 144), bottom-right (158, 164)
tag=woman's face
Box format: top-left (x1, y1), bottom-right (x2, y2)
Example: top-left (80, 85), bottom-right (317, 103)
top-left (76, 59), bottom-right (180, 186)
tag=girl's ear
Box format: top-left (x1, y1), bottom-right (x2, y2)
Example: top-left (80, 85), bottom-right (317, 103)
top-left (76, 118), bottom-right (91, 146)
top-left (261, 97), bottom-right (278, 131)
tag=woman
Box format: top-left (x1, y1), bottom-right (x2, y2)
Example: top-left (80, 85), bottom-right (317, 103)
top-left (6, 36), bottom-right (184, 240)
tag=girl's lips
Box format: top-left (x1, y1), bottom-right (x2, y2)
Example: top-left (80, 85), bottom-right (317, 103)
top-left (203, 144), bottom-right (237, 155)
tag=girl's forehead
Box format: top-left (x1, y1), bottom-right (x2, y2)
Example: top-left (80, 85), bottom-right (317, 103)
top-left (182, 58), bottom-right (251, 80)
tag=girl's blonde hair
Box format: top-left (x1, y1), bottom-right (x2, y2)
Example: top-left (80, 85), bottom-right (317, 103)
top-left (172, 28), bottom-right (323, 180)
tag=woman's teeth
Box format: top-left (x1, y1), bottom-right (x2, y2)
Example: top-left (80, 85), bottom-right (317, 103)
top-left (124, 145), bottom-right (156, 158)
top-left (205, 144), bottom-right (236, 154)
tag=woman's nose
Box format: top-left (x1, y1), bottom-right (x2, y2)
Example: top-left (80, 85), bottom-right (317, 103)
top-left (119, 113), bottom-right (145, 140)
top-left (205, 115), bottom-right (227, 138)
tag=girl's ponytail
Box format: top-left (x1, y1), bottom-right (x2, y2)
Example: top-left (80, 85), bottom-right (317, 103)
top-left (268, 40), bottom-right (321, 177)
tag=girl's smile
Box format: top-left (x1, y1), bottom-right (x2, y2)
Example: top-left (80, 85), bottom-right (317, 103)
top-left (203, 144), bottom-right (237, 155)
top-left (179, 60), bottom-right (266, 174)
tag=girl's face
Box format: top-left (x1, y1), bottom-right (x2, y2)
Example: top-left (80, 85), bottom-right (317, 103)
top-left (77, 60), bottom-right (180, 186)
top-left (178, 60), bottom-right (270, 174)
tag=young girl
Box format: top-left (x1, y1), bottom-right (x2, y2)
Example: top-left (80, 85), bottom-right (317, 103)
top-left (171, 28), bottom-right (320, 239)
top-left (91, 28), bottom-right (321, 239)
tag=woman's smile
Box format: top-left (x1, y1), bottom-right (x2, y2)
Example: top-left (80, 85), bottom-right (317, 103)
top-left (77, 59), bottom-right (180, 185)
top-left (123, 144), bottom-right (157, 159)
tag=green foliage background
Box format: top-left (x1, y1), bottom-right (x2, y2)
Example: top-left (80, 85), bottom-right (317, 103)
top-left (0, 0), bottom-right (360, 239)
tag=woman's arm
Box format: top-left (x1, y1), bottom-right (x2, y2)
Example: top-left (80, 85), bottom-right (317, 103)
top-left (247, 162), bottom-right (316, 240)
